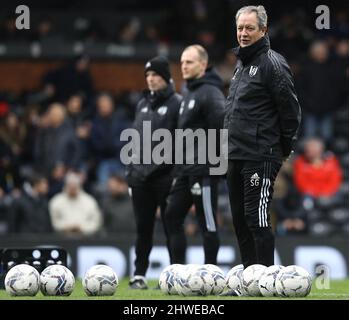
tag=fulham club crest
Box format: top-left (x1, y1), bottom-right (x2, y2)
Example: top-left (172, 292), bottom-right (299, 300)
top-left (249, 65), bottom-right (258, 77)
top-left (157, 106), bottom-right (168, 115)
top-left (188, 99), bottom-right (196, 109)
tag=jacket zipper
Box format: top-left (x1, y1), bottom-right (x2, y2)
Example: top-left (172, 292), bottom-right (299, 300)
top-left (229, 66), bottom-right (244, 119)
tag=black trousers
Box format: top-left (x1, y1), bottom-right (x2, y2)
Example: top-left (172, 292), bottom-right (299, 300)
top-left (226, 160), bottom-right (281, 268)
top-left (164, 175), bottom-right (220, 265)
top-left (130, 175), bottom-right (173, 276)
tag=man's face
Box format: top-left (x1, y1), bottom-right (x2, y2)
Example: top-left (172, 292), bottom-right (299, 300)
top-left (181, 48), bottom-right (207, 80)
top-left (107, 177), bottom-right (128, 196)
top-left (304, 140), bottom-right (324, 162)
top-left (236, 12), bottom-right (266, 47)
top-left (48, 104), bottom-right (65, 127)
top-left (146, 71), bottom-right (167, 91)
top-left (67, 95), bottom-right (83, 114)
top-left (66, 183), bottom-right (80, 198)
top-left (35, 179), bottom-right (49, 195)
top-left (97, 95), bottom-right (114, 117)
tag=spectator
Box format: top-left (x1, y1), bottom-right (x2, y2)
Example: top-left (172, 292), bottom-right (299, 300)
top-left (336, 39), bottom-right (349, 94)
top-left (299, 40), bottom-right (347, 144)
top-left (66, 94), bottom-right (92, 173)
top-left (66, 94), bottom-right (90, 128)
top-left (0, 112), bottom-right (26, 165)
top-left (0, 100), bottom-right (10, 118)
top-left (90, 93), bottom-right (131, 190)
top-left (8, 174), bottom-right (52, 233)
top-left (116, 18), bottom-right (141, 44)
top-left (49, 172), bottom-right (103, 236)
top-left (75, 18), bottom-right (107, 43)
top-left (0, 16), bottom-right (24, 42)
top-left (140, 24), bottom-right (161, 46)
top-left (100, 175), bottom-right (135, 233)
top-left (195, 28), bottom-right (223, 62)
top-left (21, 105), bottom-right (41, 168)
top-left (31, 16), bottom-right (61, 45)
top-left (332, 11), bottom-right (349, 39)
top-left (0, 137), bottom-right (22, 194)
top-left (34, 103), bottom-right (81, 195)
top-left (216, 50), bottom-right (237, 94)
top-left (272, 161), bottom-right (307, 236)
top-left (0, 187), bottom-right (9, 234)
top-left (0, 112), bottom-right (26, 191)
top-left (277, 188), bottom-right (307, 235)
top-left (293, 137), bottom-right (343, 208)
top-left (42, 54), bottom-right (94, 103)
top-left (270, 12), bottom-right (311, 61)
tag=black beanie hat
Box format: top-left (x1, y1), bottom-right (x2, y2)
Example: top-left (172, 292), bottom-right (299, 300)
top-left (144, 56), bottom-right (172, 83)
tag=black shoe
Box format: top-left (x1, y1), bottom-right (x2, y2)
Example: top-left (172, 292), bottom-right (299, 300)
top-left (129, 276), bottom-right (148, 290)
top-left (219, 289), bottom-right (241, 296)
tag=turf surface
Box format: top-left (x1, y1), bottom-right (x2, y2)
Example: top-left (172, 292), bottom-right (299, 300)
top-left (0, 278), bottom-right (348, 300)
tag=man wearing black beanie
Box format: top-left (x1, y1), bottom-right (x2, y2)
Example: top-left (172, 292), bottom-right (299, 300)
top-left (126, 56), bottom-right (182, 289)
top-left (144, 56), bottom-right (172, 84)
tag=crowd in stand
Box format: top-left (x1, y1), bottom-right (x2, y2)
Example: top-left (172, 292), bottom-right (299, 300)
top-left (0, 1), bottom-right (349, 237)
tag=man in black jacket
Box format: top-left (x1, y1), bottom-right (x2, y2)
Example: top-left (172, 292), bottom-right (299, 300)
top-left (9, 174), bottom-right (52, 233)
top-left (224, 6), bottom-right (301, 273)
top-left (164, 45), bottom-right (226, 265)
top-left (34, 103), bottom-right (81, 197)
top-left (126, 56), bottom-right (182, 289)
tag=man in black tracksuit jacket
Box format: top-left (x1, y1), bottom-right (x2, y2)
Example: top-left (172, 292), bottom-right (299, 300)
top-left (224, 6), bottom-right (301, 272)
top-left (126, 56), bottom-right (182, 289)
top-left (164, 45), bottom-right (226, 265)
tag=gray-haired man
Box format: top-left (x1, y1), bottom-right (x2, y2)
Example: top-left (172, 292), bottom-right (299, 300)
top-left (224, 5), bottom-right (301, 289)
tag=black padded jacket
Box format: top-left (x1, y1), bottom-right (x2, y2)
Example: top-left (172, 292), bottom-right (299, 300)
top-left (126, 84), bottom-right (182, 185)
top-left (224, 35), bottom-right (301, 163)
top-left (174, 67), bottom-right (226, 176)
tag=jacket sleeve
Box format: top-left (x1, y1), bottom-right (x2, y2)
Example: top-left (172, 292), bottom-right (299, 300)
top-left (266, 53), bottom-right (302, 157)
top-left (169, 94), bottom-right (182, 129)
top-left (202, 86), bottom-right (226, 129)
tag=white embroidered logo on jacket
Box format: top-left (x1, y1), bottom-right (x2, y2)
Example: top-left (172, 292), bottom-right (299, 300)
top-left (249, 66), bottom-right (258, 77)
top-left (157, 106), bottom-right (168, 115)
top-left (250, 173), bottom-right (260, 186)
top-left (188, 99), bottom-right (196, 109)
top-left (191, 183), bottom-right (202, 195)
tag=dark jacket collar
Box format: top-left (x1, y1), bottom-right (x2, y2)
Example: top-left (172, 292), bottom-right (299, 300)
top-left (186, 67), bottom-right (224, 92)
top-left (143, 83), bottom-right (175, 108)
top-left (233, 35), bottom-right (270, 65)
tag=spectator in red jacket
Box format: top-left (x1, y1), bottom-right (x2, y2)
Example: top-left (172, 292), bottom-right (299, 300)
top-left (293, 137), bottom-right (343, 199)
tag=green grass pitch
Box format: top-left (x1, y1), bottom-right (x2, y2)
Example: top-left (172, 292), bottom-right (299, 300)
top-left (0, 279), bottom-right (348, 300)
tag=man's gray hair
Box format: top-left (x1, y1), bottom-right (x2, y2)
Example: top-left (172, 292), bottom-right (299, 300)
top-left (235, 5), bottom-right (268, 29)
